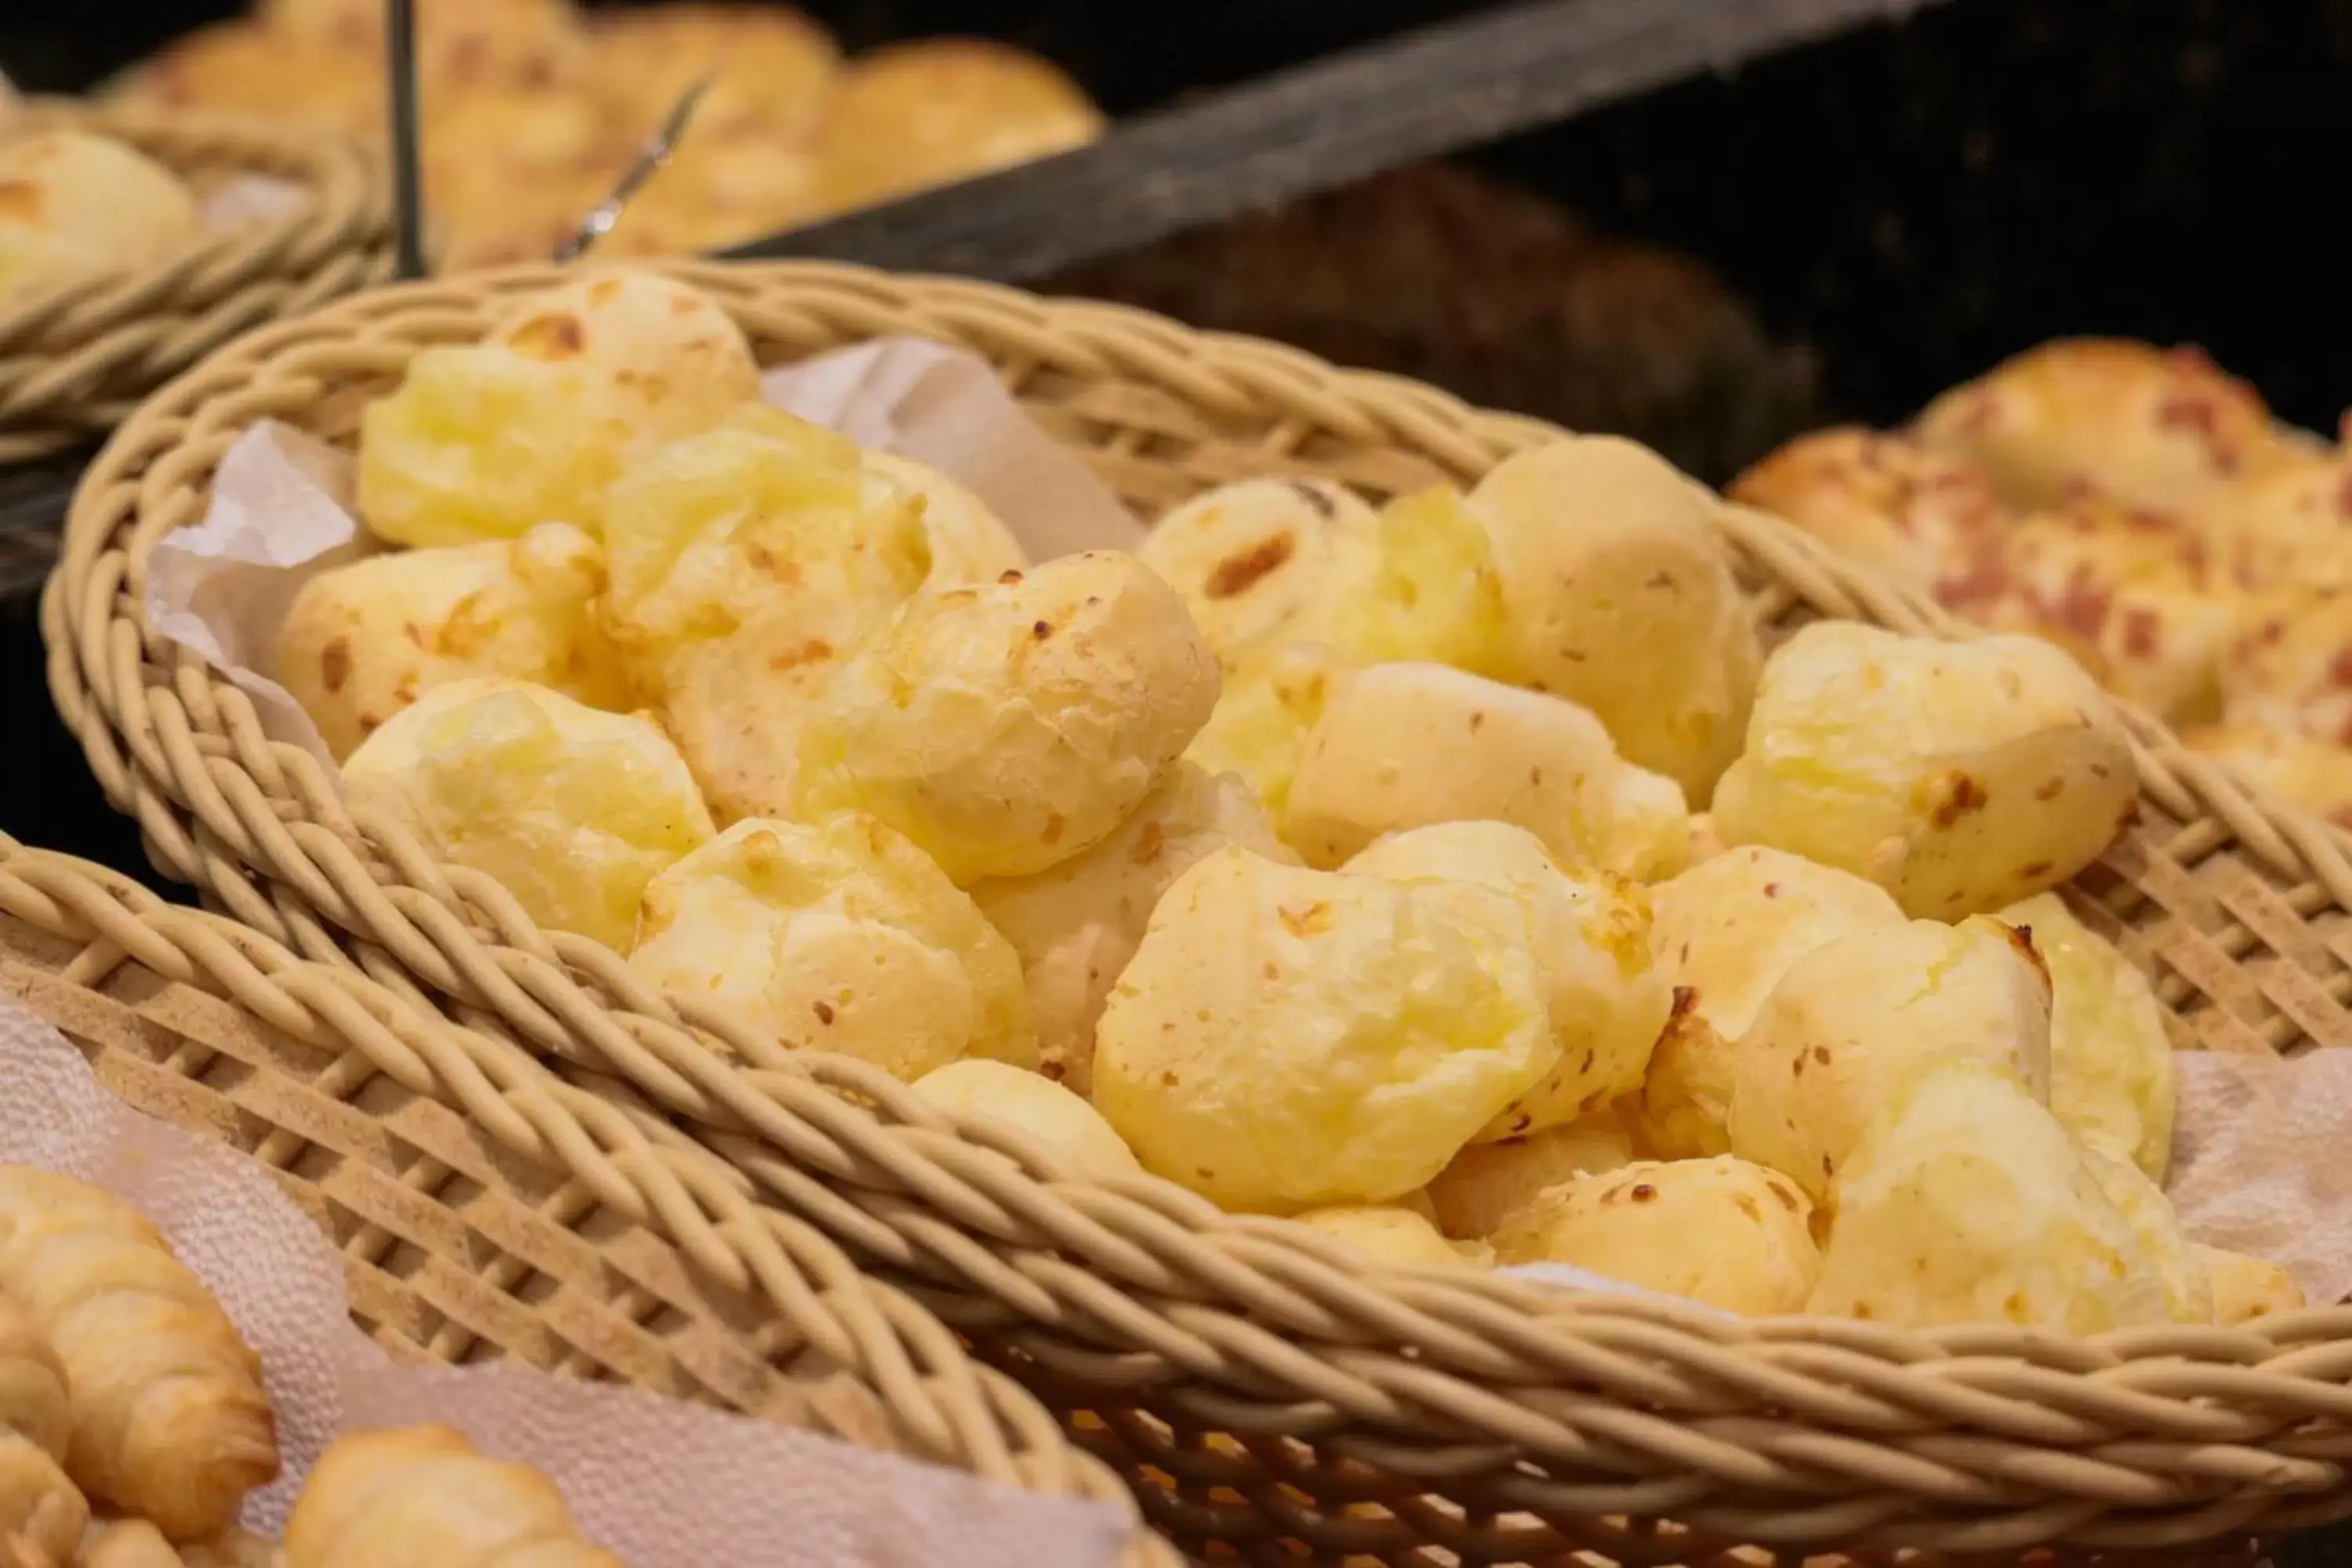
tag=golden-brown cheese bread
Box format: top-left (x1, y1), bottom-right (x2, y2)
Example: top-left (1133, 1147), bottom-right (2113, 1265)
top-left (1955, 498), bottom-right (2243, 724)
top-left (1638, 847), bottom-right (1904, 1159)
top-left (1711, 622), bottom-right (2138, 918)
top-left (2218, 586), bottom-right (2352, 750)
top-left (0, 1170), bottom-right (277, 1543)
top-left (274, 522), bottom-right (626, 760)
top-left (1915, 338), bottom-right (2289, 515)
top-left (815, 39), bottom-right (1105, 209)
top-left (1807, 1054), bottom-right (2173, 1332)
top-left (1727, 916), bottom-right (2055, 1201)
top-left (2183, 723), bottom-right (2352, 829)
top-left (284, 1425), bottom-right (620, 1568)
top-left (1092, 845), bottom-right (1556, 1212)
top-left (0, 131), bottom-right (201, 300)
top-left (1728, 426), bottom-right (2012, 602)
top-left (1490, 1156), bottom-right (1820, 1314)
top-left (103, 21), bottom-right (383, 142)
top-left (1471, 436), bottom-right (1761, 804)
top-left (2198, 442), bottom-right (2352, 589)
top-left (970, 762), bottom-right (1291, 1094)
top-left (1424, 1112), bottom-right (1636, 1240)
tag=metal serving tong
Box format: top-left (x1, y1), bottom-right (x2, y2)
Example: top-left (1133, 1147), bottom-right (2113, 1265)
top-left (554, 75), bottom-right (714, 263)
top-left (380, 0), bottom-right (714, 275)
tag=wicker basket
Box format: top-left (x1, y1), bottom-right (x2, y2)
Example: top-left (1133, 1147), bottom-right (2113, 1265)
top-left (0, 99), bottom-right (392, 463)
top-left (0, 828), bottom-right (1164, 1559)
top-left (45, 260), bottom-right (2352, 1563)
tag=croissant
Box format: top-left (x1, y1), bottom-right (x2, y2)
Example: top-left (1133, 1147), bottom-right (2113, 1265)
top-left (0, 1169), bottom-right (278, 1542)
top-left (285, 1426), bottom-right (622, 1568)
top-left (0, 1297), bottom-right (83, 1568)
top-left (81, 1519), bottom-right (187, 1568)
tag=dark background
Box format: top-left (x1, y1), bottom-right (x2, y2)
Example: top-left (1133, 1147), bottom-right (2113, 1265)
top-left (8, 0), bottom-right (2350, 432)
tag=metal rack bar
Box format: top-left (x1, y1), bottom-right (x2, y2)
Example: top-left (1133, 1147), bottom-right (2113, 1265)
top-left (724, 0), bottom-right (1952, 281)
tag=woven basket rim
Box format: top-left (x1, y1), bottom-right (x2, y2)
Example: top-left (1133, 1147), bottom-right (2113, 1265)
top-left (2, 96), bottom-right (394, 460)
top-left (45, 257), bottom-right (2352, 1555)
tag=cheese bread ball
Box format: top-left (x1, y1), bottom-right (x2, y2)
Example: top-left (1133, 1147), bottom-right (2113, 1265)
top-left (1093, 847), bottom-right (1556, 1211)
top-left (1727, 916), bottom-right (2053, 1201)
top-left (1915, 339), bottom-right (2288, 516)
top-left (971, 763), bottom-right (1292, 1094)
top-left (1142, 478), bottom-right (1381, 666)
top-left (2080, 1149), bottom-right (2211, 1323)
top-left (1711, 622), bottom-right (2138, 918)
top-left (104, 20), bottom-right (383, 143)
top-left (490, 270), bottom-right (761, 439)
top-left (2194, 1244), bottom-right (2306, 1327)
top-left (1284, 662), bottom-right (1689, 880)
top-left (2201, 448), bottom-right (2352, 590)
top-left (358, 272), bottom-right (760, 549)
top-left (1319, 487), bottom-right (1508, 675)
top-left (601, 406), bottom-right (931, 820)
top-left (1183, 640), bottom-right (1352, 822)
top-left (796, 552), bottom-right (1219, 882)
top-left (1959, 500), bottom-right (2241, 724)
top-left (1471, 437), bottom-right (1762, 803)
top-left (1492, 1156), bottom-right (1819, 1315)
top-left (586, 3), bottom-right (840, 142)
top-left (1728, 427), bottom-right (2010, 603)
top-left (1425, 1112), bottom-right (1637, 1240)
top-left (2220, 586), bottom-right (2352, 749)
top-left (630, 815), bottom-right (1033, 1077)
top-left (863, 452), bottom-right (1028, 589)
top-left (1291, 1206), bottom-right (1488, 1271)
top-left (262, 0), bottom-right (581, 81)
top-left (0, 130), bottom-right (201, 299)
top-left (1638, 848), bottom-right (1904, 1159)
top-left (1998, 892), bottom-right (2177, 1181)
top-left (1345, 822), bottom-right (1668, 1138)
top-left (816, 39), bottom-right (1105, 209)
top-left (2184, 723), bottom-right (2352, 830)
top-left (1806, 1054), bottom-right (2171, 1332)
top-left (342, 679), bottom-right (713, 951)
top-left (276, 522), bottom-right (625, 760)
top-left (911, 1060), bottom-right (1137, 1181)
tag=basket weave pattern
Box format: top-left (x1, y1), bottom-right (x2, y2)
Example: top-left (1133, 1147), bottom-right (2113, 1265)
top-left (45, 261), bottom-right (2352, 1561)
top-left (0, 829), bottom-right (1163, 1553)
top-left (0, 100), bottom-right (393, 462)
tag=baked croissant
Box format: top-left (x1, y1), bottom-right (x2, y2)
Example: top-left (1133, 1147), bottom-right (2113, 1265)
top-left (285, 1425), bottom-right (621, 1568)
top-left (0, 1169), bottom-right (278, 1542)
top-left (81, 1519), bottom-right (187, 1568)
top-left (0, 1297), bottom-right (83, 1568)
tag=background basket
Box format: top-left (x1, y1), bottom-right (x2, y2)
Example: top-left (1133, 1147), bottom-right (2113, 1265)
top-left (0, 98), bottom-right (392, 463)
top-left (45, 260), bottom-right (2352, 1562)
top-left (0, 827), bottom-right (1165, 1559)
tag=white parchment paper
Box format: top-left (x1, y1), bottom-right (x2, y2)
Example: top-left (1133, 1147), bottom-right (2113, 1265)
top-left (0, 990), bottom-right (1130, 1568)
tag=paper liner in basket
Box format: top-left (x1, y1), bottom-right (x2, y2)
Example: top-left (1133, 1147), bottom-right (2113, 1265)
top-left (0, 990), bottom-right (1129, 1568)
top-left (132, 322), bottom-right (2352, 1317)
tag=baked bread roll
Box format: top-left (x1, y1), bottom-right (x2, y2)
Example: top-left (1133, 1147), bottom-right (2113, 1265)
top-left (0, 1169), bottom-right (277, 1543)
top-left (0, 1294), bottom-right (83, 1568)
top-left (0, 131), bottom-right (202, 301)
top-left (102, 22), bottom-right (382, 143)
top-left (79, 1519), bottom-right (187, 1568)
top-left (2185, 723), bottom-right (2352, 829)
top-left (1955, 499), bottom-right (2242, 724)
top-left (816, 40), bottom-right (1103, 209)
top-left (1915, 339), bottom-right (2288, 515)
top-left (284, 1425), bottom-right (619, 1568)
top-left (1728, 426), bottom-right (2011, 603)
